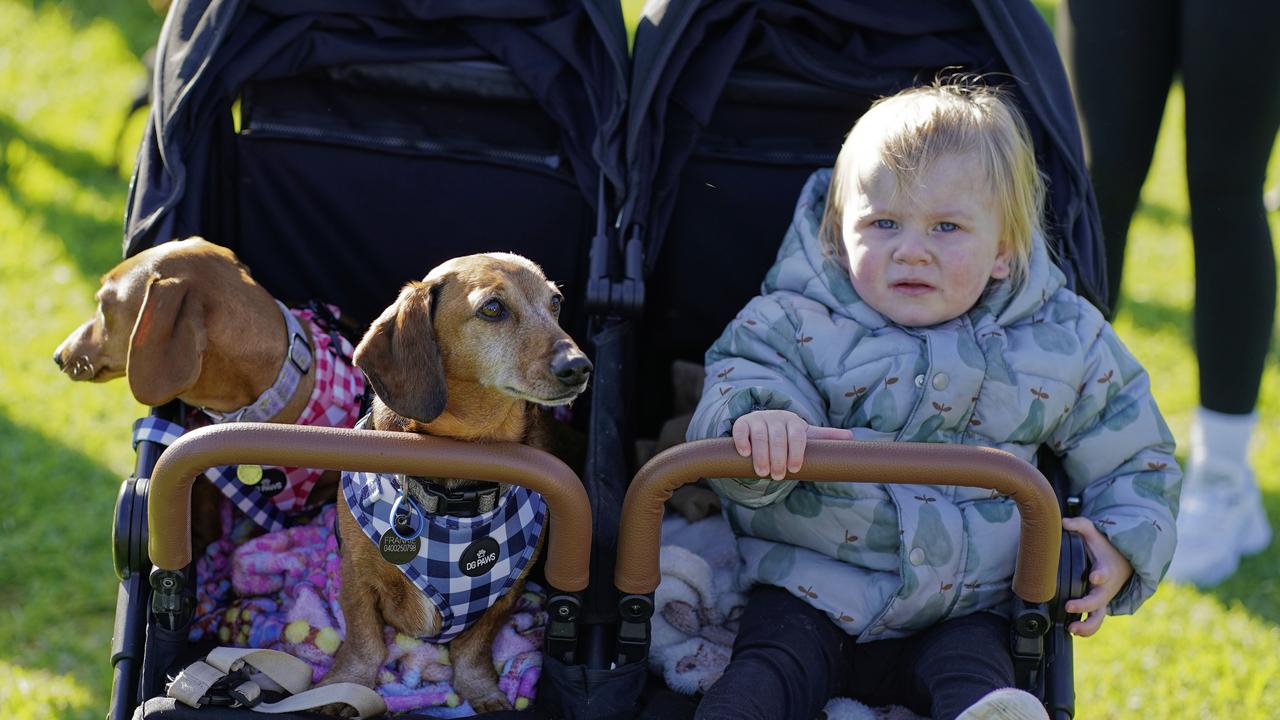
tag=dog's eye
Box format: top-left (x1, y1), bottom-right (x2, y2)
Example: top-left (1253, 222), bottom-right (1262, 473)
top-left (550, 295), bottom-right (562, 315)
top-left (477, 298), bottom-right (507, 320)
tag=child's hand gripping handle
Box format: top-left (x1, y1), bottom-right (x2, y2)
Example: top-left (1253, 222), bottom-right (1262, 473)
top-left (615, 438), bottom-right (1061, 604)
top-left (731, 409), bottom-right (856, 479)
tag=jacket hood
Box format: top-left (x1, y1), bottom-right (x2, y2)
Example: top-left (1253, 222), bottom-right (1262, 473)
top-left (762, 169), bottom-right (1065, 328)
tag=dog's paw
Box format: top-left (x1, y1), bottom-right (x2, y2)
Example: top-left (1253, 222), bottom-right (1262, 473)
top-left (467, 688), bottom-right (514, 713)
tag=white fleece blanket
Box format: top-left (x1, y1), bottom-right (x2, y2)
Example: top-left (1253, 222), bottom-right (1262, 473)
top-left (653, 514), bottom-right (925, 720)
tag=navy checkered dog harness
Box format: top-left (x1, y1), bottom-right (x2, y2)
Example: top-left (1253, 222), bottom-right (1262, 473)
top-left (341, 470), bottom-right (546, 642)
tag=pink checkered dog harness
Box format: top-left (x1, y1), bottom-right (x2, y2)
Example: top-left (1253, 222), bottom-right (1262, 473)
top-left (132, 304), bottom-right (365, 531)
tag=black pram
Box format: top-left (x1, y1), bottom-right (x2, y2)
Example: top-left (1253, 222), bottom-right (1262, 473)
top-left (112, 2), bottom-right (1102, 718)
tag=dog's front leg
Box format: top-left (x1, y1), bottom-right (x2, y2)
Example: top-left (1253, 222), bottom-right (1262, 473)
top-left (448, 577), bottom-right (526, 712)
top-left (313, 571), bottom-right (387, 717)
top-left (319, 507), bottom-right (391, 704)
top-left (323, 571), bottom-right (388, 688)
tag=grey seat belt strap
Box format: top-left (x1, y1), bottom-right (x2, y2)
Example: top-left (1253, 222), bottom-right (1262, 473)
top-left (205, 647), bottom-right (312, 694)
top-left (255, 683), bottom-right (387, 717)
top-left (166, 660), bottom-right (225, 708)
top-left (167, 647), bottom-right (386, 718)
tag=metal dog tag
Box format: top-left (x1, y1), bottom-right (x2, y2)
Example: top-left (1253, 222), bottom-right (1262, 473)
top-left (378, 531), bottom-right (421, 565)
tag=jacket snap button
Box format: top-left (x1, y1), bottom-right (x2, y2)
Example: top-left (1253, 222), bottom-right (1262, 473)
top-left (914, 374), bottom-right (925, 388)
top-left (909, 547), bottom-right (925, 566)
top-left (932, 373), bottom-right (950, 391)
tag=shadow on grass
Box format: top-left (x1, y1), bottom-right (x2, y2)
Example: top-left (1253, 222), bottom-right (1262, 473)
top-left (0, 411), bottom-right (124, 720)
top-left (1133, 198), bottom-right (1188, 231)
top-left (1206, 487), bottom-right (1280, 625)
top-left (1114, 285), bottom-right (1280, 360)
top-left (30, 0), bottom-right (164, 59)
top-left (1113, 294), bottom-right (1194, 343)
top-left (0, 113), bottom-right (131, 276)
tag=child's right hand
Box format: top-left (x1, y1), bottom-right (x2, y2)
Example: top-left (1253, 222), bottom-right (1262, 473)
top-left (732, 410), bottom-right (855, 480)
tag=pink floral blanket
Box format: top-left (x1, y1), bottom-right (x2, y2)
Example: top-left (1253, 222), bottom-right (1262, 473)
top-left (189, 505), bottom-right (545, 716)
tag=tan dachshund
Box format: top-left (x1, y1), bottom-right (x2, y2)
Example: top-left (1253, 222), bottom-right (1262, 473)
top-left (321, 253), bottom-right (591, 712)
top-left (54, 237), bottom-right (364, 543)
top-left (55, 237), bottom-right (319, 419)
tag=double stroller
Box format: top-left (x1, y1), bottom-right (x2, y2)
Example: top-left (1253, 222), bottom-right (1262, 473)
top-left (110, 1), bottom-right (1106, 718)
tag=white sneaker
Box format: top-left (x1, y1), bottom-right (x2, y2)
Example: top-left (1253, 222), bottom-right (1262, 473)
top-left (1165, 457), bottom-right (1272, 587)
top-left (955, 688), bottom-right (1049, 720)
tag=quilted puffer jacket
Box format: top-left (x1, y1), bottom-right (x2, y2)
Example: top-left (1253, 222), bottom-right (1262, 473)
top-left (688, 170), bottom-right (1180, 641)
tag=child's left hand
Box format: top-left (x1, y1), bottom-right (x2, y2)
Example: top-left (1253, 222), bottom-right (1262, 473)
top-left (1061, 516), bottom-right (1134, 637)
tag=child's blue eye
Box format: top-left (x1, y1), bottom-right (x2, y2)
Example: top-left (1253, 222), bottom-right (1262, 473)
top-left (873, 219), bottom-right (897, 230)
top-left (935, 222), bottom-right (959, 232)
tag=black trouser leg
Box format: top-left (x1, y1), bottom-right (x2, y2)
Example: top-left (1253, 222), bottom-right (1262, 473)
top-left (699, 588), bottom-right (1016, 719)
top-left (695, 585), bottom-right (848, 720)
top-left (1057, 0), bottom-right (1177, 309)
top-left (1181, 0), bottom-right (1280, 414)
top-left (903, 612), bottom-right (1015, 720)
top-left (1061, 0), bottom-right (1280, 412)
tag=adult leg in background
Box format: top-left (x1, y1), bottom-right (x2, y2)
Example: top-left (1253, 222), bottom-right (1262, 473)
top-left (1056, 0), bottom-right (1177, 309)
top-left (1181, 0), bottom-right (1280, 418)
top-left (1167, 0), bottom-right (1280, 586)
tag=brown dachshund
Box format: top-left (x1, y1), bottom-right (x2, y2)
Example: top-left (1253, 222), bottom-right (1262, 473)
top-left (54, 237), bottom-right (322, 417)
top-left (322, 253), bottom-right (590, 712)
top-left (54, 237), bottom-right (364, 542)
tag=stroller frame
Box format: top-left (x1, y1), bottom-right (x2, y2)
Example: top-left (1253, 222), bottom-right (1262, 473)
top-left (110, 1), bottom-right (1104, 718)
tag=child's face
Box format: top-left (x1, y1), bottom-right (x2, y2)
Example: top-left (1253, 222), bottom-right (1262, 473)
top-left (840, 151), bottom-right (1011, 327)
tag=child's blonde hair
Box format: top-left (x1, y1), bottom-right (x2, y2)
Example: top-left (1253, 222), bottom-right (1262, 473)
top-left (819, 79), bottom-right (1046, 290)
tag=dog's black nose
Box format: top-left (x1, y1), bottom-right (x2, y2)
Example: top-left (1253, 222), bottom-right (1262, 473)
top-left (53, 350), bottom-right (64, 369)
top-left (551, 353), bottom-right (592, 386)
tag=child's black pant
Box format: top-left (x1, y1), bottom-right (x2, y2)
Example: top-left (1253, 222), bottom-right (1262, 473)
top-left (696, 584), bottom-right (1015, 720)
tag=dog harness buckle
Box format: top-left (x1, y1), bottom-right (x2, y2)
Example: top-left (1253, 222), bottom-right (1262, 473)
top-left (287, 331), bottom-right (313, 375)
top-left (407, 478), bottom-right (499, 517)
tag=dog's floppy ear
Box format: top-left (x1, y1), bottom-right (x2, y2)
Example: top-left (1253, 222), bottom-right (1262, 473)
top-left (127, 274), bottom-right (207, 405)
top-left (354, 281), bottom-right (447, 423)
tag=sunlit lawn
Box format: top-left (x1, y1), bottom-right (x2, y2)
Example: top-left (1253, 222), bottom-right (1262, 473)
top-left (3, 1), bottom-right (1278, 718)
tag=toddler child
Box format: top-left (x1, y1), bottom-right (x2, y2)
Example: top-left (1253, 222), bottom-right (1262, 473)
top-left (687, 81), bottom-right (1180, 720)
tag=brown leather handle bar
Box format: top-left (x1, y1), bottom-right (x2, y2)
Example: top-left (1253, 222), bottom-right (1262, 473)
top-left (616, 439), bottom-right (1061, 603)
top-left (148, 423), bottom-right (591, 591)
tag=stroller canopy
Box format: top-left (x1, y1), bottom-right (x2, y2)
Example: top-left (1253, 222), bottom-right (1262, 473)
top-left (125, 0), bottom-right (629, 324)
top-left (625, 0), bottom-right (1106, 311)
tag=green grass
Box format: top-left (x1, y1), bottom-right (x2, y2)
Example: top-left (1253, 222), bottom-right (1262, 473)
top-left (1, 3), bottom-right (159, 718)
top-left (3, 2), bottom-right (1279, 719)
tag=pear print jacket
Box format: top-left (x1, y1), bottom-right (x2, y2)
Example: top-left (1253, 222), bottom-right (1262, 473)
top-left (688, 170), bottom-right (1180, 642)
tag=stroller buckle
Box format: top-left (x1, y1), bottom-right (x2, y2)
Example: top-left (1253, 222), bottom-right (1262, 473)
top-left (1010, 599), bottom-right (1049, 691)
top-left (545, 593), bottom-right (582, 664)
top-left (287, 331), bottom-right (313, 375)
top-left (615, 593), bottom-right (654, 666)
top-left (228, 679), bottom-right (263, 708)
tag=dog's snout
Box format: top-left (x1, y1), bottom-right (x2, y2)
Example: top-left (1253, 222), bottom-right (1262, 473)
top-left (550, 352), bottom-right (592, 386)
top-left (53, 350), bottom-right (64, 369)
